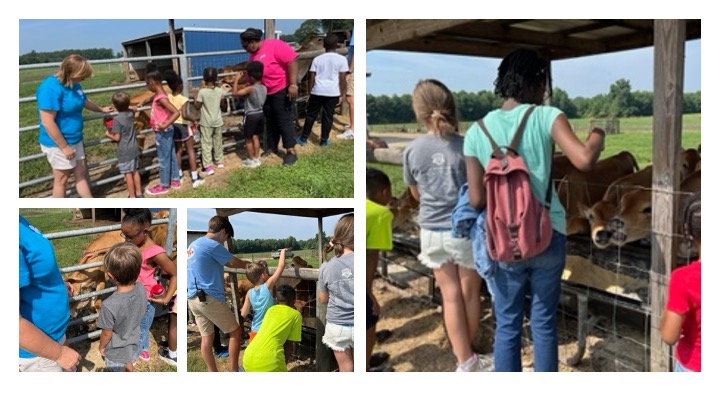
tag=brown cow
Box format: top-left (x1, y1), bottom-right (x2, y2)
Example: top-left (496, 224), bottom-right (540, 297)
top-left (66, 210), bottom-right (176, 317)
top-left (609, 169), bottom-right (701, 248)
top-left (388, 186), bottom-right (420, 235)
top-left (557, 151), bottom-right (639, 235)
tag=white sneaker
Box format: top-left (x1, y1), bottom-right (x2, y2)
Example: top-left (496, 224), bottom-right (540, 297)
top-left (455, 353), bottom-right (494, 372)
top-left (192, 176), bottom-right (205, 188)
top-left (242, 159), bottom-right (254, 167)
top-left (253, 158), bottom-right (261, 167)
top-left (337, 129), bottom-right (354, 139)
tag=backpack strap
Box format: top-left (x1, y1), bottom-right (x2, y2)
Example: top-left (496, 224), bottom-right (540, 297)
top-left (477, 119), bottom-right (501, 156)
top-left (509, 105), bottom-right (536, 152)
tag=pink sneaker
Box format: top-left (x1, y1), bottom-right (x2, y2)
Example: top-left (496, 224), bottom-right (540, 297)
top-left (204, 166), bottom-right (215, 175)
top-left (139, 351), bottom-right (150, 361)
top-left (217, 162), bottom-right (225, 169)
top-left (145, 184), bottom-right (169, 196)
top-left (170, 180), bottom-right (182, 189)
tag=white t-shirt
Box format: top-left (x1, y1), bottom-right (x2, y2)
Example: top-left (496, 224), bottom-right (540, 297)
top-left (309, 52), bottom-right (349, 97)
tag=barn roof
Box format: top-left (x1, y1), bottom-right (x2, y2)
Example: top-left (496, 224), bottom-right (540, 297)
top-left (367, 19), bottom-right (701, 60)
top-left (214, 208), bottom-right (353, 219)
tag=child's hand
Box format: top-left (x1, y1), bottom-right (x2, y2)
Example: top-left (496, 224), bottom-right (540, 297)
top-left (99, 346), bottom-right (105, 358)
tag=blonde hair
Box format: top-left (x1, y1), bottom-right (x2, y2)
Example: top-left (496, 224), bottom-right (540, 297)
top-left (412, 79), bottom-right (459, 140)
top-left (325, 213), bottom-right (354, 258)
top-left (55, 54), bottom-right (94, 87)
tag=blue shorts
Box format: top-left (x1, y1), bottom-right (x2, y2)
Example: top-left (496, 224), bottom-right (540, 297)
top-left (118, 158), bottom-right (139, 174)
top-left (104, 357), bottom-right (128, 372)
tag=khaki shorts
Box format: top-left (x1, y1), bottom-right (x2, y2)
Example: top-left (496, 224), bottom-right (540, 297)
top-left (346, 73), bottom-right (354, 97)
top-left (188, 295), bottom-right (239, 336)
top-left (41, 141), bottom-right (86, 170)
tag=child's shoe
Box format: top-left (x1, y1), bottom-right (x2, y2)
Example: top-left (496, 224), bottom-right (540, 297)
top-left (158, 347), bottom-right (177, 366)
top-left (145, 184), bottom-right (169, 196)
top-left (253, 158), bottom-right (261, 167)
top-left (170, 180), bottom-right (182, 189)
top-left (217, 162), bottom-right (225, 169)
top-left (192, 176), bottom-right (205, 188)
top-left (204, 166), bottom-right (215, 175)
top-left (138, 351), bottom-right (151, 361)
top-left (242, 158), bottom-right (254, 168)
top-left (337, 129), bottom-right (354, 139)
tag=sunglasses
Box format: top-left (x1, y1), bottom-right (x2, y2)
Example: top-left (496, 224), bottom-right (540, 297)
top-left (120, 228), bottom-right (143, 241)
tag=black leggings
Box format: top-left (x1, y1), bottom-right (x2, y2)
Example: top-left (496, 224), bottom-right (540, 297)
top-left (263, 88), bottom-right (296, 151)
top-left (302, 94), bottom-right (339, 143)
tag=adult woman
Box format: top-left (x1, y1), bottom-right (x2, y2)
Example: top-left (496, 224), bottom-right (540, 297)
top-left (36, 54), bottom-right (111, 198)
top-left (240, 28), bottom-right (300, 166)
top-left (464, 49), bottom-right (605, 371)
top-left (19, 215), bottom-right (80, 371)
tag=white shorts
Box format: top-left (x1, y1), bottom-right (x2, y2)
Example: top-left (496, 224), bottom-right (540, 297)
top-left (418, 228), bottom-right (474, 269)
top-left (322, 322), bottom-right (354, 351)
top-left (41, 141), bottom-right (86, 170)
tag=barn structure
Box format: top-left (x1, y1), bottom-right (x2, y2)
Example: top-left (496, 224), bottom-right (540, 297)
top-left (201, 207), bottom-right (354, 372)
top-left (367, 19), bottom-right (701, 371)
top-left (121, 27), bottom-right (281, 84)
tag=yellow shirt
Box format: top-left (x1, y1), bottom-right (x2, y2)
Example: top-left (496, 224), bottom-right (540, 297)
top-left (366, 198), bottom-right (393, 251)
top-left (167, 93), bottom-right (188, 125)
top-left (242, 304), bottom-right (302, 372)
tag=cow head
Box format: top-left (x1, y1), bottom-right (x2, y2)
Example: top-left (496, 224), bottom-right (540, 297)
top-left (291, 256), bottom-right (309, 268)
top-left (579, 200), bottom-right (618, 249)
top-left (388, 187), bottom-right (419, 234)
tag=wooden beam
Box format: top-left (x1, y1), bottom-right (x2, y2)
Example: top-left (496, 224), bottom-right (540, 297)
top-left (367, 19), bottom-right (476, 50)
top-left (650, 19), bottom-right (685, 373)
top-left (315, 216), bottom-right (331, 371)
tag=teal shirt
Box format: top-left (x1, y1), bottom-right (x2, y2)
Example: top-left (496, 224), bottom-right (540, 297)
top-left (463, 104), bottom-right (566, 234)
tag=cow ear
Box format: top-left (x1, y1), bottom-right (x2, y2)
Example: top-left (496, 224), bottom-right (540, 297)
top-left (577, 203), bottom-right (591, 219)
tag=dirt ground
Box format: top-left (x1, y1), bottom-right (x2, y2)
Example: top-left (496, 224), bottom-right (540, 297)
top-left (95, 112), bottom-right (351, 199)
top-left (372, 262), bottom-right (649, 372)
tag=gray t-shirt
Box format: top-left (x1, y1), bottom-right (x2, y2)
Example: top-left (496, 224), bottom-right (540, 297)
top-left (245, 83), bottom-right (267, 115)
top-left (96, 282), bottom-right (147, 364)
top-left (112, 110), bottom-right (138, 164)
top-left (403, 133), bottom-right (467, 229)
top-left (318, 252), bottom-right (354, 326)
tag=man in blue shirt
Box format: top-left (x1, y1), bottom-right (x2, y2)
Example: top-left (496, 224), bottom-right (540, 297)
top-left (188, 215), bottom-right (250, 372)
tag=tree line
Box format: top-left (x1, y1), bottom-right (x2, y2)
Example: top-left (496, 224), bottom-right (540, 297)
top-left (229, 232), bottom-right (328, 254)
top-left (19, 48), bottom-right (121, 65)
top-left (368, 79), bottom-right (701, 124)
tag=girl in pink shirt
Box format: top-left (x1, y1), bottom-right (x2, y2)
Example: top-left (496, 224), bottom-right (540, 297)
top-left (144, 71), bottom-right (181, 196)
top-left (120, 209), bottom-right (177, 362)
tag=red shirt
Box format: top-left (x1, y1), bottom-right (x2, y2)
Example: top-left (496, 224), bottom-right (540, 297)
top-left (249, 39), bottom-right (297, 95)
top-left (666, 260), bottom-right (701, 371)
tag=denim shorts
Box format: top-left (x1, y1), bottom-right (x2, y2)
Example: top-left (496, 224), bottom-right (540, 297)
top-left (118, 158), bottom-right (138, 174)
top-left (322, 322), bottom-right (354, 351)
top-left (104, 357), bottom-right (127, 372)
top-left (418, 228), bottom-right (474, 269)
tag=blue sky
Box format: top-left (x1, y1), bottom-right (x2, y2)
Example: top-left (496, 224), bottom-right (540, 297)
top-left (19, 19), bottom-right (308, 55)
top-left (187, 209), bottom-right (347, 240)
top-left (367, 39), bottom-right (701, 98)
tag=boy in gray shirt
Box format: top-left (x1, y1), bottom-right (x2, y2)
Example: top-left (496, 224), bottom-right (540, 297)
top-left (105, 92), bottom-right (143, 198)
top-left (97, 243), bottom-right (147, 372)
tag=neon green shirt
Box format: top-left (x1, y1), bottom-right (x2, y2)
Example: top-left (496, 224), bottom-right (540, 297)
top-left (242, 304), bottom-right (302, 372)
top-left (366, 198), bottom-right (393, 251)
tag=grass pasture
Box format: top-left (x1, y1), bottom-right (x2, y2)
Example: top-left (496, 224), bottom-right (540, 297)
top-left (369, 113), bottom-right (701, 196)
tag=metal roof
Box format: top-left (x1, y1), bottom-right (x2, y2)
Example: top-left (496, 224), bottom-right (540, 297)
top-left (367, 19), bottom-right (701, 60)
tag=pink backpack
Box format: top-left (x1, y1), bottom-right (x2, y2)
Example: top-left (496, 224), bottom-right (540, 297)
top-left (478, 105), bottom-right (553, 262)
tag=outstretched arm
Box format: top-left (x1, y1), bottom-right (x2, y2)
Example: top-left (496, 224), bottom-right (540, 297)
top-left (226, 255), bottom-right (251, 269)
top-left (20, 314), bottom-right (80, 371)
top-left (149, 253), bottom-right (177, 306)
top-left (266, 249), bottom-right (287, 290)
top-left (551, 114), bottom-right (605, 172)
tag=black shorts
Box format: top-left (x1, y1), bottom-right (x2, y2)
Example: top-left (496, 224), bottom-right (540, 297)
top-left (243, 113), bottom-right (265, 140)
top-left (173, 124), bottom-right (190, 142)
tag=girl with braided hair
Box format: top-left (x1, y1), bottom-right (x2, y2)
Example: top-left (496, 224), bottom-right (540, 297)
top-left (661, 191), bottom-right (701, 371)
top-left (318, 213), bottom-right (355, 371)
top-left (464, 48), bottom-right (605, 371)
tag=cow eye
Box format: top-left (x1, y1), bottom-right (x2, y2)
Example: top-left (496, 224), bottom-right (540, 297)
top-left (642, 206), bottom-right (652, 215)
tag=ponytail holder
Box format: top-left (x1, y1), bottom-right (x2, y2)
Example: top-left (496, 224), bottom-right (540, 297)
top-left (431, 110), bottom-right (443, 119)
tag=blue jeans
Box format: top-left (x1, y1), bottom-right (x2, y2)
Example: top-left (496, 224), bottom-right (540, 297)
top-left (135, 301), bottom-right (155, 358)
top-left (674, 359), bottom-right (693, 372)
top-left (485, 231), bottom-right (566, 372)
top-left (155, 128), bottom-right (179, 187)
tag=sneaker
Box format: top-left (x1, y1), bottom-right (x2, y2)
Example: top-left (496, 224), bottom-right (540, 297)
top-left (192, 176), bottom-right (205, 188)
top-left (158, 347), bottom-right (177, 366)
top-left (204, 166), bottom-right (215, 175)
top-left (138, 351), bottom-right (151, 361)
top-left (253, 158), bottom-right (261, 167)
top-left (295, 136), bottom-right (308, 146)
top-left (145, 184), bottom-right (169, 196)
top-left (170, 180), bottom-right (182, 189)
top-left (214, 346), bottom-right (229, 358)
top-left (475, 353), bottom-right (494, 372)
top-left (261, 149), bottom-right (277, 158)
top-left (337, 129), bottom-right (354, 139)
top-left (217, 162), bottom-right (225, 169)
top-left (319, 139), bottom-right (331, 147)
top-left (242, 158), bottom-right (255, 168)
top-left (283, 153), bottom-right (298, 166)
top-left (455, 353), bottom-right (493, 372)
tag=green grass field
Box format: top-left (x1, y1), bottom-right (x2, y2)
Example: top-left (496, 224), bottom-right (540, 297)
top-left (19, 64), bottom-right (354, 198)
top-left (369, 114), bottom-right (701, 196)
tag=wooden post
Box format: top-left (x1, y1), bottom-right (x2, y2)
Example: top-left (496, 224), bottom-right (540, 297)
top-left (650, 19), bottom-right (685, 372)
top-left (315, 216), bottom-right (331, 371)
top-left (264, 19), bottom-right (276, 40)
top-left (168, 19), bottom-right (179, 74)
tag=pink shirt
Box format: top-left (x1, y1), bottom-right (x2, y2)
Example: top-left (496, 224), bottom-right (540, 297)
top-left (151, 93), bottom-right (172, 131)
top-left (666, 260), bottom-right (701, 371)
top-left (137, 244), bottom-right (167, 299)
top-left (249, 39), bottom-right (297, 95)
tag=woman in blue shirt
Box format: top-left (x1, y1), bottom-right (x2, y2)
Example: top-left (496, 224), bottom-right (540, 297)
top-left (36, 54), bottom-right (111, 198)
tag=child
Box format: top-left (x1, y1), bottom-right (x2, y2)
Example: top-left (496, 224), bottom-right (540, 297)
top-left (403, 79), bottom-right (488, 372)
top-left (232, 61), bottom-right (267, 168)
top-left (318, 213), bottom-right (354, 372)
top-left (241, 249), bottom-right (288, 344)
top-left (120, 208), bottom-right (177, 362)
top-left (97, 243), bottom-right (146, 372)
top-left (365, 168), bottom-right (394, 371)
top-left (144, 70), bottom-right (181, 196)
top-left (195, 67), bottom-right (225, 175)
top-left (661, 191), bottom-right (701, 372)
top-left (296, 34), bottom-right (349, 146)
top-left (105, 91), bottom-right (143, 198)
top-left (163, 70), bottom-right (204, 188)
top-left (242, 284), bottom-right (302, 372)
